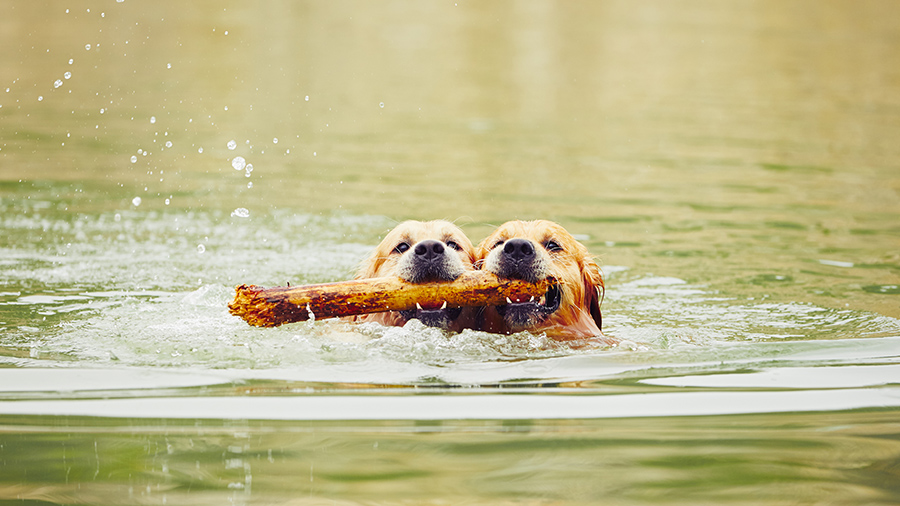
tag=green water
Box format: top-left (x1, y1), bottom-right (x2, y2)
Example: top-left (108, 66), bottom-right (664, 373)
top-left (1, 1), bottom-right (899, 504)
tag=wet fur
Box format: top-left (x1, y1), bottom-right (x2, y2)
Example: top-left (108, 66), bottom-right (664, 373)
top-left (351, 220), bottom-right (477, 332)
top-left (476, 220), bottom-right (614, 343)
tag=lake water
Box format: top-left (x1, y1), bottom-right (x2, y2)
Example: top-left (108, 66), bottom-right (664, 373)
top-left (2, 1), bottom-right (899, 504)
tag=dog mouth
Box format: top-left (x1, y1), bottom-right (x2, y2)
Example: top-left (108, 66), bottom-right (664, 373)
top-left (496, 283), bottom-right (561, 327)
top-left (399, 301), bottom-right (462, 330)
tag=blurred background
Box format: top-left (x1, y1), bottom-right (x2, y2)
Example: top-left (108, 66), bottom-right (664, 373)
top-left (2, 2), bottom-right (900, 504)
top-left (2, 0), bottom-right (898, 316)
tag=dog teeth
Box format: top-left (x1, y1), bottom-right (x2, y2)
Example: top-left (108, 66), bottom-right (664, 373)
top-left (416, 302), bottom-right (423, 310)
top-left (441, 301), bottom-right (447, 310)
top-left (539, 295), bottom-right (546, 305)
top-left (529, 296), bottom-right (535, 302)
top-left (506, 297), bottom-right (513, 304)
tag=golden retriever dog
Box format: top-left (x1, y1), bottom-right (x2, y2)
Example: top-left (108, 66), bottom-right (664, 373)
top-left (476, 220), bottom-right (614, 343)
top-left (351, 220), bottom-right (477, 332)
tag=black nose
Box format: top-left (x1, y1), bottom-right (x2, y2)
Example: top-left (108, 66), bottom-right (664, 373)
top-left (414, 239), bottom-right (445, 259)
top-left (503, 238), bottom-right (534, 260)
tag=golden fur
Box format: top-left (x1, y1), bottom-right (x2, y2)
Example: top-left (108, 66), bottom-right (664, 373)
top-left (353, 220), bottom-right (477, 332)
top-left (476, 220), bottom-right (614, 343)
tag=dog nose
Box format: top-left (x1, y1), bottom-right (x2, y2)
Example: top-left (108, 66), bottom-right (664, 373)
top-left (414, 239), bottom-right (445, 259)
top-left (503, 238), bottom-right (534, 260)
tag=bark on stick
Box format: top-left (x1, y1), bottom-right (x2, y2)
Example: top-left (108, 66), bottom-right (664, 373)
top-left (228, 271), bottom-right (552, 327)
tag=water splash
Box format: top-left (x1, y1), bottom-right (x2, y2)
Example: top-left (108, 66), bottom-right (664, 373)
top-left (3, 209), bottom-right (897, 378)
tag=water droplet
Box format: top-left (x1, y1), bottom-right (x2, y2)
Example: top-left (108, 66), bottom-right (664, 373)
top-left (198, 147), bottom-right (204, 153)
top-left (165, 141), bottom-right (172, 148)
top-left (305, 96), bottom-right (309, 101)
top-left (379, 102), bottom-right (384, 108)
top-left (132, 197), bottom-right (142, 206)
top-left (272, 137), bottom-right (278, 144)
top-left (231, 156), bottom-right (246, 171)
top-left (231, 207), bottom-right (250, 218)
top-left (130, 155), bottom-right (137, 163)
top-left (150, 116), bottom-right (156, 124)
top-left (166, 63), bottom-right (172, 69)
top-left (99, 108), bottom-right (105, 114)
top-left (247, 182), bottom-right (253, 188)
top-left (53, 79), bottom-right (63, 89)
top-left (227, 140), bottom-right (237, 150)
top-left (165, 198), bottom-right (170, 205)
top-left (68, 59), bottom-right (74, 65)
top-left (64, 72), bottom-right (72, 79)
top-left (114, 213), bottom-right (121, 222)
top-left (38, 96), bottom-right (43, 101)
top-left (197, 244), bottom-right (206, 254)
top-left (85, 44), bottom-right (91, 51)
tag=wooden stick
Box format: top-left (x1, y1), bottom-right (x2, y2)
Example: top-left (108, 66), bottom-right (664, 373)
top-left (228, 271), bottom-right (552, 327)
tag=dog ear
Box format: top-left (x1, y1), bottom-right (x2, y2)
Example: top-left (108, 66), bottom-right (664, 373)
top-left (582, 256), bottom-right (604, 330)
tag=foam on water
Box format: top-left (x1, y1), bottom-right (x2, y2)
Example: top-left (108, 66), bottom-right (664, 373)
top-left (2, 208), bottom-right (899, 387)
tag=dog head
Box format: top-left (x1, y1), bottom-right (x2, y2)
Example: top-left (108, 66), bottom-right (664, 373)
top-left (476, 220), bottom-right (604, 340)
top-left (355, 220), bottom-right (476, 330)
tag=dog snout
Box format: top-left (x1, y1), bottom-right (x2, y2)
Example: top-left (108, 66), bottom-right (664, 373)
top-left (400, 238), bottom-right (466, 283)
top-left (502, 238), bottom-right (534, 261)
top-left (492, 238), bottom-right (546, 283)
top-left (414, 239), bottom-right (445, 261)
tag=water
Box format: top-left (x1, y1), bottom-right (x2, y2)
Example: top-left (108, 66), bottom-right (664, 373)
top-left (2, 1), bottom-right (900, 504)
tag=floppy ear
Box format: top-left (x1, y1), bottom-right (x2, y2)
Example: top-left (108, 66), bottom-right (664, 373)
top-left (582, 256), bottom-right (604, 330)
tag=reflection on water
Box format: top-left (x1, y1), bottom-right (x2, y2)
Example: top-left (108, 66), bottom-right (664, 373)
top-left (2, 412), bottom-right (900, 505)
top-left (2, 0), bottom-right (900, 504)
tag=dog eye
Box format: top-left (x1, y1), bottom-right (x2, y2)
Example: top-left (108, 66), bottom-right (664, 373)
top-left (393, 242), bottom-right (411, 254)
top-left (446, 241), bottom-right (461, 251)
top-left (492, 240), bottom-right (505, 250)
top-left (545, 240), bottom-right (563, 252)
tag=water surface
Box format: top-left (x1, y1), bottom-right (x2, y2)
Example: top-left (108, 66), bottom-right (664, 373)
top-left (1, 1), bottom-right (899, 504)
